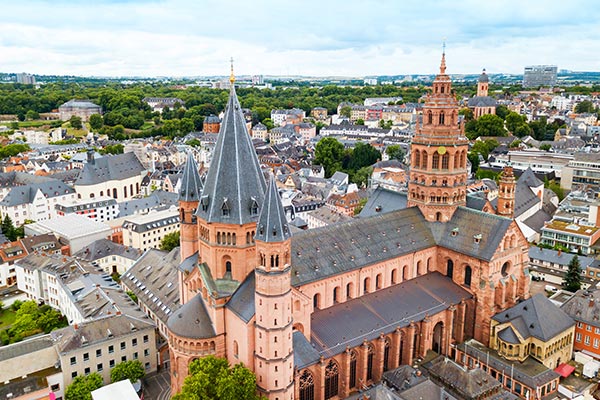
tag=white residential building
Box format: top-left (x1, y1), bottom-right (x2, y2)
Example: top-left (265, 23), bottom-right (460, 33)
top-left (56, 196), bottom-right (119, 222)
top-left (121, 208), bottom-right (180, 252)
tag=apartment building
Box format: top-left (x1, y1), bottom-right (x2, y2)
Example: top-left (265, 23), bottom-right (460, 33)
top-left (121, 208), bottom-right (179, 252)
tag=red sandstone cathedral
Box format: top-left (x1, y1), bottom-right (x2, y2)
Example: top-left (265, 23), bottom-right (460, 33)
top-left (167, 54), bottom-right (530, 400)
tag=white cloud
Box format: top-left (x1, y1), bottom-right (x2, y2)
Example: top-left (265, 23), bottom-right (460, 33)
top-left (0, 0), bottom-right (599, 76)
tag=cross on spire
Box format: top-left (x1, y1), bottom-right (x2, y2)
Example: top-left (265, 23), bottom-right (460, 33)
top-left (229, 57), bottom-right (235, 84)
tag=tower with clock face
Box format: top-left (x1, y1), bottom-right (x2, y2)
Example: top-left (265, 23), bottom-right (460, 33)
top-left (407, 51), bottom-right (469, 222)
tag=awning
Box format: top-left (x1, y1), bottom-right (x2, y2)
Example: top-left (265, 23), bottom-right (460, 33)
top-left (554, 363), bottom-right (575, 378)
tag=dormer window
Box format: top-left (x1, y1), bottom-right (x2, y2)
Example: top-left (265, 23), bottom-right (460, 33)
top-left (473, 233), bottom-right (482, 244)
top-left (221, 198), bottom-right (230, 218)
top-left (200, 195), bottom-right (209, 212)
top-left (250, 197), bottom-right (259, 215)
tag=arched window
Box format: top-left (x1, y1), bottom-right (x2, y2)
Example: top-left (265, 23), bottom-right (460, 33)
top-left (100, 191), bottom-right (103, 196)
top-left (402, 265), bottom-right (409, 281)
top-left (414, 149), bottom-right (420, 168)
top-left (501, 262), bottom-right (510, 277)
top-left (417, 260), bottom-right (423, 276)
top-left (447, 259), bottom-right (454, 278)
top-left (349, 351), bottom-right (358, 389)
top-left (130, 184), bottom-right (133, 197)
top-left (391, 269), bottom-right (398, 284)
top-left (363, 277), bottom-right (370, 294)
top-left (432, 152), bottom-right (439, 169)
top-left (324, 360), bottom-right (339, 400)
top-left (366, 345), bottom-right (375, 381)
top-left (333, 287), bottom-right (340, 303)
top-left (233, 340), bottom-right (239, 358)
top-left (454, 152), bottom-right (460, 169)
top-left (421, 152), bottom-right (428, 169)
top-left (346, 282), bottom-right (353, 299)
top-left (427, 111), bottom-right (433, 124)
top-left (442, 153), bottom-right (449, 169)
top-left (112, 188), bottom-right (117, 199)
top-left (439, 111), bottom-right (445, 125)
top-left (226, 261), bottom-right (232, 274)
top-left (313, 293), bottom-right (321, 309)
top-left (426, 257), bottom-right (432, 272)
top-left (460, 151), bottom-right (466, 168)
top-left (123, 186), bottom-right (127, 198)
top-left (90, 193), bottom-right (95, 198)
top-left (383, 338), bottom-right (391, 372)
top-left (299, 370), bottom-right (315, 400)
top-left (436, 212), bottom-right (442, 221)
top-left (464, 265), bottom-right (472, 287)
top-left (376, 273), bottom-right (382, 289)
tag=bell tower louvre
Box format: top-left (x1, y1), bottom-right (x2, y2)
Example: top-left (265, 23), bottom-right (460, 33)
top-left (408, 49), bottom-right (469, 222)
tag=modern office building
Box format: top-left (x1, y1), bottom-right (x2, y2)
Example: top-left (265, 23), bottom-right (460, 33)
top-left (523, 65), bottom-right (557, 88)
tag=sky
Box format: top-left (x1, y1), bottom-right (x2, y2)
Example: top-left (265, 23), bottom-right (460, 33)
top-left (1, 0), bottom-right (599, 77)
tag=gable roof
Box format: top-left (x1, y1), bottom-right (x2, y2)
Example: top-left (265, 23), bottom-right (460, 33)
top-left (196, 85), bottom-right (266, 225)
top-left (226, 271), bottom-right (256, 323)
top-left (0, 179), bottom-right (74, 206)
top-left (429, 207), bottom-right (512, 262)
top-left (76, 152), bottom-right (145, 186)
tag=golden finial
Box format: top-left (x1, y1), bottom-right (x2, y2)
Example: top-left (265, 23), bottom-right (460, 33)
top-left (229, 57), bottom-right (235, 84)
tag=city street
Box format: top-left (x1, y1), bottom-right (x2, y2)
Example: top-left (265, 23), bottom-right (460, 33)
top-left (143, 369), bottom-right (171, 400)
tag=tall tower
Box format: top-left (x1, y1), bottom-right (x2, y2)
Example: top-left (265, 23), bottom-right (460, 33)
top-left (408, 50), bottom-right (469, 222)
top-left (194, 62), bottom-right (266, 282)
top-left (497, 165), bottom-right (516, 218)
top-left (254, 176), bottom-right (294, 400)
top-left (477, 68), bottom-right (489, 97)
top-left (179, 151), bottom-right (203, 262)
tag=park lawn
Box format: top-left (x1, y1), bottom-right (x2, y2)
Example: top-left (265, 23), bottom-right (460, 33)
top-left (140, 121), bottom-right (154, 130)
top-left (17, 120), bottom-right (50, 128)
top-left (66, 127), bottom-right (87, 137)
top-left (0, 309), bottom-right (16, 329)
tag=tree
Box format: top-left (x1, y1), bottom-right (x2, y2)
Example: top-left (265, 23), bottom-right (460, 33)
top-left (349, 142), bottom-right (381, 172)
top-left (186, 139), bottom-right (201, 147)
top-left (160, 231), bottom-right (180, 252)
top-left (352, 166), bottom-right (373, 187)
top-left (575, 100), bottom-right (595, 114)
top-left (340, 105), bottom-right (352, 118)
top-left (539, 144), bottom-right (552, 151)
top-left (172, 356), bottom-right (261, 400)
top-left (495, 104), bottom-right (510, 120)
top-left (545, 178), bottom-right (565, 201)
top-left (314, 137), bottom-right (345, 178)
top-left (100, 144), bottom-right (124, 155)
top-left (25, 110), bottom-right (39, 120)
top-left (385, 144), bottom-right (405, 162)
top-left (69, 115), bottom-right (83, 129)
top-left (563, 255), bottom-right (582, 292)
top-left (1, 215), bottom-right (15, 241)
top-left (126, 290), bottom-right (138, 304)
top-left (89, 113), bottom-right (103, 130)
top-left (111, 360), bottom-right (145, 383)
top-left (466, 114), bottom-right (507, 139)
top-left (355, 118), bottom-right (365, 125)
top-left (505, 112), bottom-right (527, 134)
top-left (458, 108), bottom-right (474, 122)
top-left (65, 373), bottom-right (103, 400)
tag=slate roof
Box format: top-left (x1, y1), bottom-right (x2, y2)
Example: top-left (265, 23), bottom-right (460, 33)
top-left (226, 271), bottom-right (256, 323)
top-left (468, 96), bottom-right (497, 107)
top-left (0, 179), bottom-right (75, 206)
top-left (293, 331), bottom-right (320, 369)
top-left (561, 289), bottom-right (600, 328)
top-left (73, 238), bottom-right (140, 262)
top-left (0, 334), bottom-right (54, 363)
top-left (492, 293), bottom-right (575, 341)
top-left (167, 293), bottom-right (216, 339)
top-left (514, 179), bottom-right (541, 218)
top-left (479, 70), bottom-right (489, 83)
top-left (179, 152), bottom-right (203, 202)
top-left (310, 272), bottom-right (471, 358)
top-left (76, 152), bottom-right (145, 186)
top-left (498, 326), bottom-right (521, 344)
top-left (429, 207), bottom-right (512, 262)
top-left (291, 207), bottom-right (434, 286)
top-left (398, 379), bottom-right (458, 400)
top-left (518, 167), bottom-right (543, 188)
top-left (19, 233), bottom-right (61, 254)
top-left (457, 340), bottom-right (560, 390)
top-left (529, 247), bottom-right (594, 269)
top-left (118, 190), bottom-right (179, 218)
top-left (52, 314), bottom-right (154, 354)
top-left (383, 365), bottom-right (427, 392)
top-left (179, 251), bottom-right (198, 273)
top-left (255, 177), bottom-right (291, 243)
top-left (59, 99), bottom-right (101, 110)
top-left (121, 248), bottom-right (180, 326)
top-left (358, 187), bottom-right (408, 218)
top-left (196, 85), bottom-right (266, 225)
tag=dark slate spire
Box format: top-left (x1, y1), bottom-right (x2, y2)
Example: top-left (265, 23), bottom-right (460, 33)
top-left (255, 176), bottom-right (291, 243)
top-left (196, 83), bottom-right (266, 224)
top-left (179, 152), bottom-right (203, 202)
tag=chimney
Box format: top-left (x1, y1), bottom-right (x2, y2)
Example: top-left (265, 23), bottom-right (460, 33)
top-left (74, 324), bottom-right (78, 330)
top-left (558, 249), bottom-right (562, 256)
top-left (87, 148), bottom-right (95, 165)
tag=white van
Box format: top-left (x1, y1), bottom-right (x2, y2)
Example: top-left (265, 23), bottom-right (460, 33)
top-left (545, 285), bottom-right (558, 293)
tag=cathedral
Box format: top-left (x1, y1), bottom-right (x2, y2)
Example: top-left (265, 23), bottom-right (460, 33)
top-left (167, 54), bottom-right (530, 400)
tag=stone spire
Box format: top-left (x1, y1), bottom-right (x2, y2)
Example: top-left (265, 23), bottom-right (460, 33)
top-left (440, 47), bottom-right (447, 74)
top-left (179, 151), bottom-right (203, 202)
top-left (255, 176), bottom-right (291, 243)
top-left (195, 76), bottom-right (266, 225)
